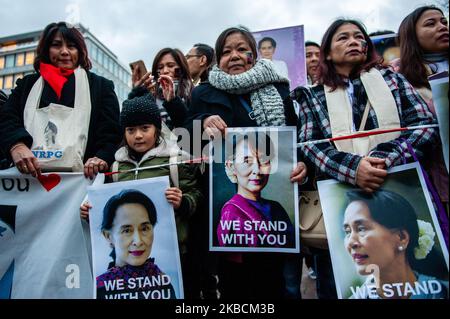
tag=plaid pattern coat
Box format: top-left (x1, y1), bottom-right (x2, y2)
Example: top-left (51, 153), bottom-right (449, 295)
top-left (292, 67), bottom-right (437, 185)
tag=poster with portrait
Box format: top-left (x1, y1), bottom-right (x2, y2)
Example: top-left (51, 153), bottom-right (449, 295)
top-left (370, 33), bottom-right (400, 66)
top-left (88, 176), bottom-right (183, 299)
top-left (318, 163), bottom-right (449, 299)
top-left (209, 127), bottom-right (300, 253)
top-left (253, 25), bottom-right (306, 89)
top-left (429, 71), bottom-right (449, 173)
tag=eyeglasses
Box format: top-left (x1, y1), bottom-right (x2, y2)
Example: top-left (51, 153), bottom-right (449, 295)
top-left (185, 54), bottom-right (202, 59)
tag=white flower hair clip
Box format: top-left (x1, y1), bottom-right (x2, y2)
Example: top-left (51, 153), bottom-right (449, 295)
top-left (414, 220), bottom-right (435, 260)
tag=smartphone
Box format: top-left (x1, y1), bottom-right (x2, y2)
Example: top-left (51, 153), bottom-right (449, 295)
top-left (129, 60), bottom-right (148, 81)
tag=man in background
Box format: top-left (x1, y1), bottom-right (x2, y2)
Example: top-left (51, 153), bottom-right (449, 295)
top-left (305, 41), bottom-right (320, 86)
top-left (185, 43), bottom-right (215, 86)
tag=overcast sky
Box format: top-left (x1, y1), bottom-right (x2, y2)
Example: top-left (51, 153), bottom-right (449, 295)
top-left (0, 0), bottom-right (444, 68)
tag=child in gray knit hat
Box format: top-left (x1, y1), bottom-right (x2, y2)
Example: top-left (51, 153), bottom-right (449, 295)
top-left (120, 94), bottom-right (162, 131)
top-left (81, 92), bottom-right (204, 298)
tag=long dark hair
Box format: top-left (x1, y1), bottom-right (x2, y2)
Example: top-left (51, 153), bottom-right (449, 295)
top-left (346, 189), bottom-right (447, 279)
top-left (34, 22), bottom-right (92, 72)
top-left (397, 5), bottom-right (446, 89)
top-left (319, 19), bottom-right (381, 90)
top-left (102, 189), bottom-right (158, 268)
top-left (151, 48), bottom-right (193, 102)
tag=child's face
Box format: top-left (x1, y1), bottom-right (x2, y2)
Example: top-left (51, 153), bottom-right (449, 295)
top-left (125, 124), bottom-right (157, 153)
top-left (232, 141), bottom-right (271, 198)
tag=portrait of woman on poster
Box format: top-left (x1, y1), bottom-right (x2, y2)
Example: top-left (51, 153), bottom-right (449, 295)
top-left (217, 131), bottom-right (295, 248)
top-left (343, 189), bottom-right (448, 299)
top-left (96, 189), bottom-right (176, 299)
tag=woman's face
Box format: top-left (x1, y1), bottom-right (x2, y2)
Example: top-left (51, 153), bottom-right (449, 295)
top-left (125, 124), bottom-right (158, 154)
top-left (415, 10), bottom-right (449, 53)
top-left (157, 53), bottom-right (180, 79)
top-left (48, 31), bottom-right (79, 69)
top-left (343, 201), bottom-right (408, 276)
top-left (231, 140), bottom-right (271, 200)
top-left (219, 32), bottom-right (254, 75)
top-left (327, 23), bottom-right (367, 69)
top-left (104, 203), bottom-right (154, 267)
top-left (259, 40), bottom-right (275, 60)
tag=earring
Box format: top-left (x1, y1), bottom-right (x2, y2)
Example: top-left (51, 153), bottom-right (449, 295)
top-left (398, 246), bottom-right (404, 252)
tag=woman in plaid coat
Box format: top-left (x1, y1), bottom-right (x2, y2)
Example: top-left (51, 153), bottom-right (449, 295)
top-left (293, 19), bottom-right (437, 192)
top-left (292, 18), bottom-right (437, 299)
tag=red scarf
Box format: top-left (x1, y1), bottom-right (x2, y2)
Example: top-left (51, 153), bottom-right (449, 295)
top-left (39, 62), bottom-right (75, 100)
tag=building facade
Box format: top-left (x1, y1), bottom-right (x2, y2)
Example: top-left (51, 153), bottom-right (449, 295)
top-left (0, 24), bottom-right (131, 104)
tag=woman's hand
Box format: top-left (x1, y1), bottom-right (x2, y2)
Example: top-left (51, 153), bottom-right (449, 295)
top-left (10, 142), bottom-right (41, 177)
top-left (165, 187), bottom-right (182, 209)
top-left (84, 157), bottom-right (108, 179)
top-left (158, 75), bottom-right (175, 102)
top-left (80, 201), bottom-right (92, 221)
top-left (203, 115), bottom-right (227, 138)
top-left (290, 161), bottom-right (308, 184)
top-left (356, 157), bottom-right (387, 193)
top-left (136, 71), bottom-right (156, 95)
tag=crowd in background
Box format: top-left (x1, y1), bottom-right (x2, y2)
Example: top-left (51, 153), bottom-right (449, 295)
top-left (0, 4), bottom-right (448, 299)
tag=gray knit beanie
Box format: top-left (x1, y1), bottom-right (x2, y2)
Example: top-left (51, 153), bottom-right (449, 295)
top-left (120, 94), bottom-right (161, 130)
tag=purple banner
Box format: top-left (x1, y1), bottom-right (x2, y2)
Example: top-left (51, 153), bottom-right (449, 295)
top-left (253, 25), bottom-right (306, 90)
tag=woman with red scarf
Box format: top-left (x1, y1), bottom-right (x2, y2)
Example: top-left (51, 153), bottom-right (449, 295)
top-left (0, 22), bottom-right (121, 178)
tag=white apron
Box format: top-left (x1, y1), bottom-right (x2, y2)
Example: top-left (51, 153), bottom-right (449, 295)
top-left (325, 68), bottom-right (401, 156)
top-left (24, 67), bottom-right (92, 172)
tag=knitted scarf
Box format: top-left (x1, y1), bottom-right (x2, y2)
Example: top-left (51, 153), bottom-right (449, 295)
top-left (208, 59), bottom-right (289, 127)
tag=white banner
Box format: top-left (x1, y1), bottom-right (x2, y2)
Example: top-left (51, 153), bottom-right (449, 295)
top-left (0, 168), bottom-right (93, 299)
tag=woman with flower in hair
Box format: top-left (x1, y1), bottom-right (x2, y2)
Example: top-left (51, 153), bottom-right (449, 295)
top-left (343, 188), bottom-right (448, 299)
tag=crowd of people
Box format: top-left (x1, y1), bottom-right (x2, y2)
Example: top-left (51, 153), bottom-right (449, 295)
top-left (0, 4), bottom-right (448, 299)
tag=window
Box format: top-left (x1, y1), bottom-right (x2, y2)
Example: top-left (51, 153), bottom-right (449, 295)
top-left (0, 56), bottom-right (4, 69)
top-left (4, 75), bottom-right (14, 89)
top-left (25, 51), bottom-right (35, 65)
top-left (92, 46), bottom-right (98, 61)
top-left (105, 56), bottom-right (110, 71)
top-left (0, 76), bottom-right (3, 89)
top-left (99, 51), bottom-right (104, 66)
top-left (5, 55), bottom-right (15, 68)
top-left (15, 53), bottom-right (25, 67)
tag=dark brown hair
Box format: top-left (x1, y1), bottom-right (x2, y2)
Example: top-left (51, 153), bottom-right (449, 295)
top-left (151, 48), bottom-right (193, 102)
top-left (319, 19), bottom-right (382, 90)
top-left (215, 26), bottom-right (257, 68)
top-left (34, 22), bottom-right (91, 72)
top-left (397, 6), bottom-right (445, 89)
top-left (193, 43), bottom-right (216, 82)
